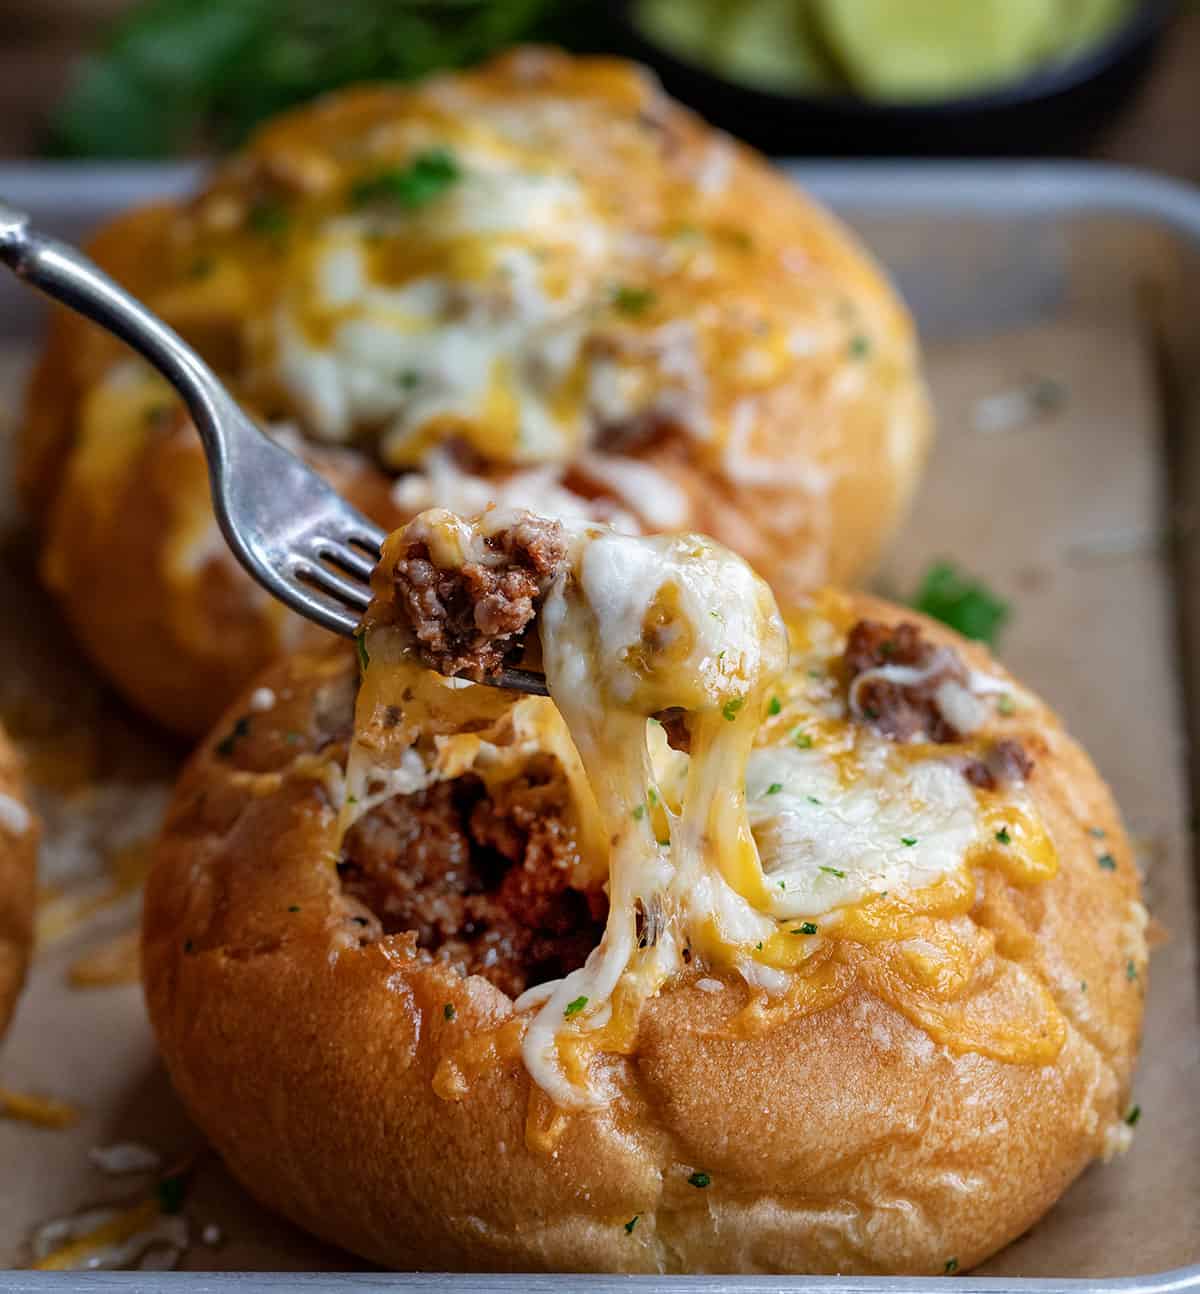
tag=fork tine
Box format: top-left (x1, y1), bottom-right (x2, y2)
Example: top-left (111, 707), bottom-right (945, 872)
top-left (293, 558), bottom-right (373, 611)
top-left (315, 538), bottom-right (376, 582)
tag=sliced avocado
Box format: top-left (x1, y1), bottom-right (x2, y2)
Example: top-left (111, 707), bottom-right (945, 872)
top-left (813, 0), bottom-right (1062, 100)
top-left (634, 0), bottom-right (730, 66)
top-left (1056, 0), bottom-right (1133, 57)
top-left (712, 0), bottom-right (841, 94)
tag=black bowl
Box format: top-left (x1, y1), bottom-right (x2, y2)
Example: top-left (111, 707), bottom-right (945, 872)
top-left (613, 0), bottom-right (1175, 156)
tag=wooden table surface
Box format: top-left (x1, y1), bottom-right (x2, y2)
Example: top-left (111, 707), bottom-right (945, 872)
top-left (0, 5), bottom-right (1197, 178)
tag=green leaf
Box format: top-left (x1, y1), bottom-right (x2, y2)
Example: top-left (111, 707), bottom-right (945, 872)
top-left (351, 148), bottom-right (462, 210)
top-left (910, 560), bottom-right (1010, 645)
top-left (564, 995), bottom-right (588, 1018)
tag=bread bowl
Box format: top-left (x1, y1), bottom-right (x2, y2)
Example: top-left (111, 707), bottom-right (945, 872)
top-left (0, 724), bottom-right (38, 1040)
top-left (142, 512), bottom-right (1144, 1274)
top-left (22, 46), bottom-right (931, 736)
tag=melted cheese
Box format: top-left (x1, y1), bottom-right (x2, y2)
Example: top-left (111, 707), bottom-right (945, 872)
top-left (354, 512), bottom-right (1065, 1106)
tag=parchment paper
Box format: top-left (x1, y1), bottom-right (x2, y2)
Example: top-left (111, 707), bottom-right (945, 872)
top-left (0, 311), bottom-right (1196, 1275)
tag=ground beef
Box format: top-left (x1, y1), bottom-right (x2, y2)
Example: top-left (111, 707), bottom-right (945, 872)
top-left (389, 514), bottom-right (567, 682)
top-left (844, 620), bottom-right (1034, 785)
top-left (843, 619), bottom-right (971, 744)
top-left (339, 762), bottom-right (605, 998)
top-left (963, 739), bottom-right (1035, 790)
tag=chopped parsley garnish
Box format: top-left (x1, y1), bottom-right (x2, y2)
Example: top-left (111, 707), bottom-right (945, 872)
top-left (1097, 852), bottom-right (1117, 871)
top-left (443, 1003), bottom-right (456, 1022)
top-left (144, 404), bottom-right (170, 427)
top-left (722, 697), bottom-right (745, 722)
top-left (687, 1171), bottom-right (711, 1188)
top-left (396, 369), bottom-right (421, 390)
top-left (248, 200), bottom-right (289, 237)
top-left (848, 333), bottom-right (871, 359)
top-left (755, 941), bottom-right (763, 950)
top-left (901, 836), bottom-right (918, 847)
top-left (564, 995), bottom-right (588, 1018)
top-left (944, 1258), bottom-right (959, 1275)
top-left (351, 148), bottom-right (461, 209)
top-left (793, 922), bottom-right (818, 935)
top-left (768, 696), bottom-right (782, 716)
top-left (215, 715), bottom-right (250, 758)
top-left (624, 1215), bottom-right (639, 1234)
top-left (911, 560), bottom-right (1010, 645)
top-left (1080, 980), bottom-right (1088, 992)
top-left (806, 795), bottom-right (822, 806)
top-left (1126, 959), bottom-right (1138, 982)
top-left (632, 804), bottom-right (647, 821)
top-left (997, 694), bottom-right (1017, 716)
top-left (819, 865), bottom-right (845, 878)
top-left (287, 904), bottom-right (300, 913)
top-left (657, 837), bottom-right (670, 847)
top-left (778, 881), bottom-right (786, 891)
top-left (346, 794), bottom-right (358, 806)
top-left (188, 254), bottom-right (215, 279)
top-left (612, 284), bottom-right (656, 316)
top-left (1125, 1104), bottom-right (1141, 1126)
top-left (355, 631), bottom-right (370, 675)
top-left (1089, 826), bottom-right (1107, 839)
top-left (183, 939), bottom-right (195, 955)
top-left (765, 783), bottom-right (783, 796)
top-left (648, 788), bottom-right (659, 805)
top-left (156, 1173), bottom-right (187, 1215)
top-left (793, 730), bottom-right (814, 749)
top-left (995, 827), bottom-right (1011, 845)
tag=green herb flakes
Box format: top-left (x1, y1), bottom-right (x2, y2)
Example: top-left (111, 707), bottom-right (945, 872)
top-left (355, 631), bottom-right (371, 675)
top-left (901, 836), bottom-right (917, 847)
top-left (1125, 1104), bottom-right (1141, 1126)
top-left (1089, 826), bottom-right (1107, 839)
top-left (443, 1003), bottom-right (456, 1022)
top-left (612, 284), bottom-right (656, 316)
top-left (794, 730), bottom-right (814, 749)
top-left (1097, 852), bottom-right (1117, 871)
top-left (287, 904), bottom-right (300, 913)
top-left (188, 254), bottom-right (215, 279)
top-left (765, 783), bottom-right (783, 796)
top-left (911, 560), bottom-right (1010, 645)
top-left (793, 922), bottom-right (818, 936)
top-left (624, 1215), bottom-right (639, 1234)
top-left (944, 1258), bottom-right (959, 1275)
top-left (183, 939), bottom-right (195, 955)
top-left (632, 803), bottom-right (647, 821)
top-left (806, 795), bottom-right (822, 806)
top-left (997, 694), bottom-right (1016, 716)
top-left (722, 697), bottom-right (745, 722)
top-left (995, 827), bottom-right (1011, 845)
top-left (352, 148), bottom-right (460, 209)
top-left (248, 201), bottom-right (289, 237)
top-left (1126, 959), bottom-right (1138, 982)
top-left (687, 1171), bottom-right (711, 1189)
top-left (819, 865), bottom-right (845, 878)
top-left (849, 333), bottom-right (871, 359)
top-left (768, 696), bottom-right (782, 716)
top-left (564, 995), bottom-right (588, 1018)
top-left (648, 788), bottom-right (659, 805)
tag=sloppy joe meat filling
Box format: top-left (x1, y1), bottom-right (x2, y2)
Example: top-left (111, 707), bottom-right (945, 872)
top-left (339, 757), bottom-right (607, 999)
top-left (382, 513), bottom-right (566, 681)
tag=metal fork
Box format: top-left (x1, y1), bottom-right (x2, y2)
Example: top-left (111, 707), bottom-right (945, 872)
top-left (0, 199), bottom-right (547, 697)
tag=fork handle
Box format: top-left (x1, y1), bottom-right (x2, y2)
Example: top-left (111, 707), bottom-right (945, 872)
top-left (0, 198), bottom-right (234, 463)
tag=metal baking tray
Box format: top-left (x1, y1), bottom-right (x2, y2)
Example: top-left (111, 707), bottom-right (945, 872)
top-left (0, 160), bottom-right (1198, 1292)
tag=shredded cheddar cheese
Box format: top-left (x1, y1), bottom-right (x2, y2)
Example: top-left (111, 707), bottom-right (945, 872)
top-left (351, 511), bottom-right (1064, 1105)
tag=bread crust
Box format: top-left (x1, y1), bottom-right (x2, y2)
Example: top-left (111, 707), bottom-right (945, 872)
top-left (22, 49), bottom-right (931, 736)
top-left (0, 725), bottom-right (38, 1040)
top-left (141, 595), bottom-right (1144, 1274)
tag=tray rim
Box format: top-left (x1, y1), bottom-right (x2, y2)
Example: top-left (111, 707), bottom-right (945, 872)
top-left (0, 157), bottom-right (1197, 1293)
